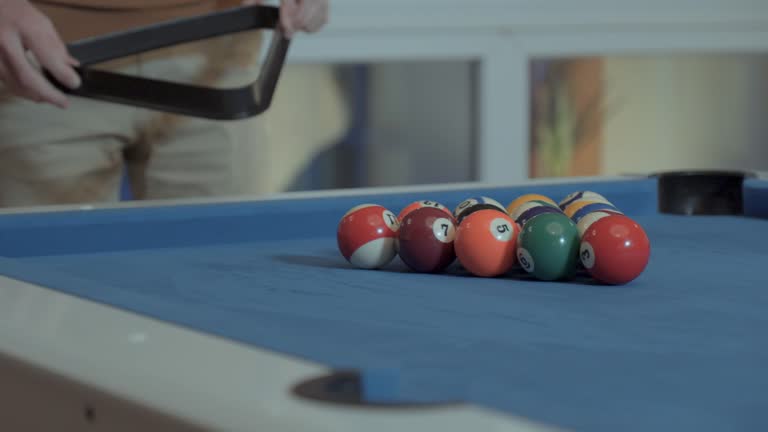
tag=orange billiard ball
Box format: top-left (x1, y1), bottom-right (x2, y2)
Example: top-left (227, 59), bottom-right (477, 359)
top-left (579, 214), bottom-right (650, 285)
top-left (337, 204), bottom-right (400, 269)
top-left (454, 209), bottom-right (520, 277)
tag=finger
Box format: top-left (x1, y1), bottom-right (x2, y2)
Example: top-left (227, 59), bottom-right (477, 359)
top-left (0, 61), bottom-right (24, 99)
top-left (23, 29), bottom-right (81, 89)
top-left (280, 0), bottom-right (299, 37)
top-left (0, 32), bottom-right (68, 107)
top-left (0, 49), bottom-right (41, 102)
top-left (298, 1), bottom-right (327, 32)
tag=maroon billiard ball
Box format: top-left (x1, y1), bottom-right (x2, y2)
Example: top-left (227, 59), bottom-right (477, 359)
top-left (579, 213), bottom-right (651, 285)
top-left (397, 207), bottom-right (457, 273)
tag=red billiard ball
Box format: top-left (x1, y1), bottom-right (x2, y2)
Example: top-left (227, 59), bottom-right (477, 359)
top-left (579, 214), bottom-right (650, 285)
top-left (454, 209), bottom-right (519, 277)
top-left (398, 200), bottom-right (452, 221)
top-left (337, 204), bottom-right (400, 269)
top-left (397, 207), bottom-right (456, 273)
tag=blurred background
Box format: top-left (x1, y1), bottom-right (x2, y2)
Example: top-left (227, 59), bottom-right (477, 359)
top-left (211, 1), bottom-right (768, 196)
top-left (263, 55), bottom-right (768, 193)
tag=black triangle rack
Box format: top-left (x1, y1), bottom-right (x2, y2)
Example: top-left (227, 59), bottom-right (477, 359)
top-left (47, 5), bottom-right (289, 120)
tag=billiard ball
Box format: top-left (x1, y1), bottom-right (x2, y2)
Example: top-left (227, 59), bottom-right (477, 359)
top-left (397, 207), bottom-right (456, 273)
top-left (563, 198), bottom-right (619, 219)
top-left (337, 204), bottom-right (400, 269)
top-left (570, 202), bottom-right (624, 225)
top-left (453, 196), bottom-right (506, 224)
top-left (516, 212), bottom-right (580, 281)
top-left (509, 200), bottom-right (563, 228)
top-left (559, 191), bottom-right (611, 210)
top-left (579, 214), bottom-right (650, 285)
top-left (505, 194), bottom-right (558, 216)
top-left (454, 209), bottom-right (519, 277)
top-left (576, 210), bottom-right (616, 237)
top-left (398, 200), bottom-right (452, 221)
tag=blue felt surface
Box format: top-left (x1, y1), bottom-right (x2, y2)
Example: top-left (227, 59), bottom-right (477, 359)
top-left (1, 177), bottom-right (767, 432)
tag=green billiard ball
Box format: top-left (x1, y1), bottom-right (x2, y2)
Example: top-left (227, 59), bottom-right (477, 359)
top-left (516, 212), bottom-right (580, 281)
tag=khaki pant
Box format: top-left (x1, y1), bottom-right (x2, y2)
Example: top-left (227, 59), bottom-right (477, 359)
top-left (0, 33), bottom-right (349, 208)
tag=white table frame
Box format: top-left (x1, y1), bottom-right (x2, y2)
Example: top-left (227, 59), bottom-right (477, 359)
top-left (286, 0), bottom-right (768, 184)
top-left (2, 170), bottom-right (766, 429)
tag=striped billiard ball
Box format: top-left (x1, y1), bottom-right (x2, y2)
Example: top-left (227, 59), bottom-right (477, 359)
top-left (337, 204), bottom-right (400, 269)
top-left (398, 200), bottom-right (452, 221)
top-left (509, 200), bottom-right (563, 228)
top-left (453, 196), bottom-right (506, 224)
top-left (576, 210), bottom-right (617, 237)
top-left (559, 190), bottom-right (611, 210)
top-left (505, 194), bottom-right (558, 216)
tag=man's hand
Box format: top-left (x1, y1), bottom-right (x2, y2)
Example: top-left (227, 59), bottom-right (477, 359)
top-left (279, 0), bottom-right (328, 37)
top-left (245, 0), bottom-right (329, 38)
top-left (0, 0), bottom-right (80, 108)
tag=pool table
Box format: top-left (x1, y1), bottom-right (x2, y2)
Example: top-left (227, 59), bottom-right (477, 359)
top-left (0, 173), bottom-right (766, 431)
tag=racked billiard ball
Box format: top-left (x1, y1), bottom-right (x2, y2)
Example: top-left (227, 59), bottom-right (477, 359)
top-left (509, 200), bottom-right (563, 228)
top-left (397, 207), bottom-right (456, 273)
top-left (516, 212), bottom-right (580, 281)
top-left (398, 199), bottom-right (452, 221)
top-left (579, 214), bottom-right (650, 285)
top-left (453, 196), bottom-right (506, 224)
top-left (559, 190), bottom-right (611, 210)
top-left (565, 200), bottom-right (622, 222)
top-left (576, 210), bottom-right (616, 237)
top-left (454, 209), bottom-right (519, 277)
top-left (337, 204), bottom-right (400, 269)
top-left (505, 193), bottom-right (558, 216)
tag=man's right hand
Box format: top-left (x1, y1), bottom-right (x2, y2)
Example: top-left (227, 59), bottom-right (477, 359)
top-left (0, 0), bottom-right (80, 108)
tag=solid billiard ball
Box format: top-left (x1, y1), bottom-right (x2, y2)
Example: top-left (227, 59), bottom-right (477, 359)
top-left (397, 207), bottom-right (456, 273)
top-left (398, 200), bottom-right (452, 221)
top-left (559, 191), bottom-right (611, 210)
top-left (579, 214), bottom-right (650, 285)
top-left (509, 200), bottom-right (563, 228)
top-left (454, 209), bottom-right (519, 277)
top-left (453, 196), bottom-right (506, 223)
top-left (505, 194), bottom-right (558, 216)
top-left (337, 204), bottom-right (400, 269)
top-left (516, 212), bottom-right (580, 281)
